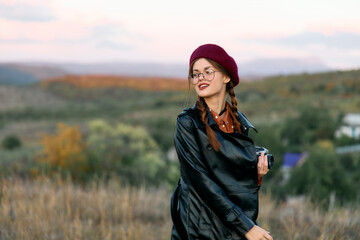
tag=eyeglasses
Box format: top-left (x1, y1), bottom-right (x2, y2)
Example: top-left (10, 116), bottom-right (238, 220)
top-left (189, 70), bottom-right (221, 85)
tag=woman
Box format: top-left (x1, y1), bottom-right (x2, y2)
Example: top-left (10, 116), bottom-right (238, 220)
top-left (170, 44), bottom-right (272, 240)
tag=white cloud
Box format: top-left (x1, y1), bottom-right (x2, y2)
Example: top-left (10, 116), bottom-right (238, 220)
top-left (266, 31), bottom-right (360, 50)
top-left (1, 0), bottom-right (360, 69)
top-left (95, 40), bottom-right (134, 51)
top-left (89, 23), bottom-right (150, 51)
top-left (0, 37), bottom-right (39, 44)
top-left (240, 31), bottom-right (360, 50)
top-left (0, 2), bottom-right (56, 22)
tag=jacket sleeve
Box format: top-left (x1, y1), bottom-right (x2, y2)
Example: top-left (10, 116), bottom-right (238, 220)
top-left (174, 115), bottom-right (255, 237)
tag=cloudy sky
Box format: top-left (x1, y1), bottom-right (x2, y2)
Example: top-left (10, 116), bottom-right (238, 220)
top-left (1, 0), bottom-right (360, 69)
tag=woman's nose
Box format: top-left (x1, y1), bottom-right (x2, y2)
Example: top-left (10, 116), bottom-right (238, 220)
top-left (198, 73), bottom-right (205, 80)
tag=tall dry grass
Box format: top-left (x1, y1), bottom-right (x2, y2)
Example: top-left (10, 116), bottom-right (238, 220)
top-left (0, 178), bottom-right (172, 240)
top-left (259, 193), bottom-right (360, 239)
top-left (0, 178), bottom-right (359, 240)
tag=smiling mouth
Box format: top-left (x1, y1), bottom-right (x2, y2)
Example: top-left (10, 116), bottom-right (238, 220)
top-left (198, 84), bottom-right (209, 90)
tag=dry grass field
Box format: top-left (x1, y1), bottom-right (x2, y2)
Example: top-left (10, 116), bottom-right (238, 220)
top-left (0, 85), bottom-right (65, 111)
top-left (0, 178), bottom-right (359, 240)
top-left (0, 178), bottom-right (172, 240)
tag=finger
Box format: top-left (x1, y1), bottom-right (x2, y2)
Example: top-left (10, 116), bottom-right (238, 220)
top-left (259, 153), bottom-right (268, 173)
top-left (257, 159), bottom-right (262, 170)
top-left (265, 233), bottom-right (273, 240)
top-left (259, 152), bottom-right (265, 168)
top-left (264, 154), bottom-right (268, 169)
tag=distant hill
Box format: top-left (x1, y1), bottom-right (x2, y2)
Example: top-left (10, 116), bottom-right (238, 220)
top-left (0, 57), bottom-right (335, 85)
top-left (42, 68), bottom-right (360, 96)
top-left (0, 65), bottom-right (38, 85)
top-left (49, 62), bottom-right (188, 79)
top-left (42, 75), bottom-right (188, 91)
top-left (0, 63), bottom-right (67, 85)
top-left (39, 58), bottom-right (332, 79)
top-left (10, 64), bottom-right (67, 80)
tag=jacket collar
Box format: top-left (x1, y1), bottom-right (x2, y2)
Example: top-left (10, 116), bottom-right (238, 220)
top-left (205, 104), bottom-right (217, 127)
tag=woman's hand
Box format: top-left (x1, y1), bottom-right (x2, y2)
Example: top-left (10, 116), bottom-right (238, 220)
top-left (245, 225), bottom-right (272, 240)
top-left (257, 152), bottom-right (269, 178)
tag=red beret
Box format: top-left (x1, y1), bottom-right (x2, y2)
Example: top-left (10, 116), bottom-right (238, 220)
top-left (189, 44), bottom-right (239, 86)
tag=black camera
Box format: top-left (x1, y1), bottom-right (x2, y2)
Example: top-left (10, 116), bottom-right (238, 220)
top-left (255, 146), bottom-right (274, 169)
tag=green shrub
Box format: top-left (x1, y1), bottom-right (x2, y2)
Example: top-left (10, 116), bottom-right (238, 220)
top-left (334, 134), bottom-right (359, 147)
top-left (285, 141), bottom-right (355, 207)
top-left (281, 106), bottom-right (337, 150)
top-left (87, 120), bottom-right (166, 186)
top-left (2, 135), bottom-right (22, 150)
top-left (0, 146), bottom-right (40, 177)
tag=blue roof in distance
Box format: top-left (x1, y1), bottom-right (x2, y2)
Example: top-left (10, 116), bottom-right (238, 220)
top-left (283, 153), bottom-right (303, 167)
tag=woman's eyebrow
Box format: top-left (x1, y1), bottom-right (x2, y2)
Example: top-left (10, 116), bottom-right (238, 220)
top-left (193, 66), bottom-right (214, 71)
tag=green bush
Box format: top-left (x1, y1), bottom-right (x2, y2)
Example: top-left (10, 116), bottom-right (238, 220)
top-left (86, 120), bottom-right (166, 186)
top-left (147, 116), bottom-right (176, 151)
top-left (334, 134), bottom-right (359, 147)
top-left (281, 106), bottom-right (337, 150)
top-left (0, 146), bottom-right (40, 177)
top-left (285, 141), bottom-right (355, 207)
top-left (2, 135), bottom-right (22, 150)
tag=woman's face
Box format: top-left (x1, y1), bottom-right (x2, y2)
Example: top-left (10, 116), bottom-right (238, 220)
top-left (192, 58), bottom-right (230, 99)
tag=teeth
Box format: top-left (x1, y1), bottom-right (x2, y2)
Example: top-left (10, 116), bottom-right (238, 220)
top-left (199, 84), bottom-right (208, 87)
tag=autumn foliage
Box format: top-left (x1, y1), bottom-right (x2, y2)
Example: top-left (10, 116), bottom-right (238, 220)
top-left (34, 120), bottom-right (173, 184)
top-left (42, 75), bottom-right (188, 91)
top-left (37, 123), bottom-right (87, 174)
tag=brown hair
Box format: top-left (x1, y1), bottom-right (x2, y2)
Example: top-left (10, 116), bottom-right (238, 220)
top-left (188, 58), bottom-right (242, 151)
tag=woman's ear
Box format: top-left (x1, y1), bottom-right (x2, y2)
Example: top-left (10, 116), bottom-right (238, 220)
top-left (223, 75), bottom-right (231, 84)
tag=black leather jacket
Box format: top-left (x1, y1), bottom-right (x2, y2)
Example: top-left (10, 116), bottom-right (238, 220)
top-left (171, 104), bottom-right (258, 240)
